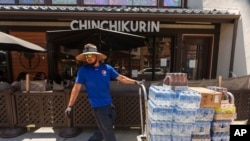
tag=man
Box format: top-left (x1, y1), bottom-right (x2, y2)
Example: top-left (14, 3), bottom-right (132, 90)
top-left (65, 43), bottom-right (143, 141)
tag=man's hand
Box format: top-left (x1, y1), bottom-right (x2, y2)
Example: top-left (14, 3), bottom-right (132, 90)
top-left (135, 80), bottom-right (144, 85)
top-left (65, 106), bottom-right (72, 118)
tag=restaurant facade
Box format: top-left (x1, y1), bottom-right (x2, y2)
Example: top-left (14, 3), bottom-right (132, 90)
top-left (2, 0), bottom-right (250, 139)
top-left (0, 0), bottom-right (246, 83)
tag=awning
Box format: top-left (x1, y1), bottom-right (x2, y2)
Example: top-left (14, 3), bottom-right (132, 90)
top-left (0, 32), bottom-right (46, 52)
top-left (46, 28), bottom-right (147, 51)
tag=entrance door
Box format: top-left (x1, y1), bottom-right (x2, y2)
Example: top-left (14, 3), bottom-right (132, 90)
top-left (139, 36), bottom-right (173, 81)
top-left (181, 35), bottom-right (214, 80)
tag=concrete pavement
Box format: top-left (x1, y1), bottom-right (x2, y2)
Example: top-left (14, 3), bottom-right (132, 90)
top-left (0, 127), bottom-right (141, 141)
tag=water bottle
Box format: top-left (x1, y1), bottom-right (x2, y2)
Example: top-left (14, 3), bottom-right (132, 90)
top-left (169, 90), bottom-right (177, 107)
top-left (149, 85), bottom-right (178, 107)
top-left (193, 121), bottom-right (211, 135)
top-left (148, 100), bottom-right (174, 121)
top-left (173, 107), bottom-right (197, 123)
top-left (196, 108), bottom-right (215, 121)
top-left (189, 90), bottom-right (199, 109)
top-left (172, 122), bottom-right (194, 136)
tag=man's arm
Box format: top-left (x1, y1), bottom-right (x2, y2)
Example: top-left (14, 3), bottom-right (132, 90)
top-left (116, 74), bottom-right (137, 84)
top-left (67, 83), bottom-right (82, 106)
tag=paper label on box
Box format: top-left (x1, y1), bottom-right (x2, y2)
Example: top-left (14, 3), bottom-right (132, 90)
top-left (214, 95), bottom-right (219, 103)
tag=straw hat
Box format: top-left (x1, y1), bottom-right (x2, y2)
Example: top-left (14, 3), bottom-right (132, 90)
top-left (76, 43), bottom-right (107, 61)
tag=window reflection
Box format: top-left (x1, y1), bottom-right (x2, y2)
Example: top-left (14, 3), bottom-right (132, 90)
top-left (58, 37), bottom-right (172, 82)
top-left (0, 0), bottom-right (183, 6)
top-left (19, 0), bottom-right (45, 4)
top-left (136, 37), bottom-right (172, 81)
top-left (84, 0), bottom-right (109, 5)
top-left (164, 0), bottom-right (182, 6)
top-left (59, 46), bottom-right (79, 83)
top-left (52, 0), bottom-right (77, 4)
top-left (109, 0), bottom-right (132, 6)
top-left (0, 51), bottom-right (8, 82)
top-left (133, 0), bottom-right (157, 6)
top-left (104, 37), bottom-right (172, 81)
top-left (0, 0), bottom-right (15, 4)
top-left (84, 0), bottom-right (157, 6)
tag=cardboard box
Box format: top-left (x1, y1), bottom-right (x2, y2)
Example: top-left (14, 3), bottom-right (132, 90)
top-left (212, 125), bottom-right (230, 132)
top-left (189, 87), bottom-right (222, 108)
top-left (214, 113), bottom-right (237, 120)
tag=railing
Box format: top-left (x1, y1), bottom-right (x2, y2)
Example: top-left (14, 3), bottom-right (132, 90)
top-left (14, 91), bottom-right (67, 127)
top-left (1, 82), bottom-right (250, 138)
top-left (0, 83), bottom-right (144, 128)
top-left (230, 90), bottom-right (250, 121)
top-left (0, 89), bottom-right (14, 127)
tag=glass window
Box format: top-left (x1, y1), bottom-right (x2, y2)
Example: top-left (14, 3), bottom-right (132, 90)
top-left (137, 37), bottom-right (172, 81)
top-left (181, 35), bottom-right (213, 80)
top-left (19, 0), bottom-right (45, 4)
top-left (0, 0), bottom-right (15, 4)
top-left (84, 0), bottom-right (109, 5)
top-left (84, 0), bottom-right (157, 6)
top-left (59, 46), bottom-right (80, 81)
top-left (52, 0), bottom-right (77, 5)
top-left (101, 36), bottom-right (172, 81)
top-left (164, 0), bottom-right (182, 7)
top-left (57, 36), bottom-right (173, 81)
top-left (0, 51), bottom-right (8, 82)
top-left (109, 0), bottom-right (133, 6)
top-left (133, 0), bottom-right (157, 6)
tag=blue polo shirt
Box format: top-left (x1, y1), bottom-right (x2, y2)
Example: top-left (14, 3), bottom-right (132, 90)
top-left (75, 64), bottom-right (119, 107)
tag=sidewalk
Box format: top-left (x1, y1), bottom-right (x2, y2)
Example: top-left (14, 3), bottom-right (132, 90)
top-left (0, 127), bottom-right (141, 141)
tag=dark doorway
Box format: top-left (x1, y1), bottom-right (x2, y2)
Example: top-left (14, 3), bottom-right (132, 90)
top-left (181, 35), bottom-right (214, 80)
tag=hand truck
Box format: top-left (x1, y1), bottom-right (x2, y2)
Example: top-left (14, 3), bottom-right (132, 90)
top-left (137, 83), bottom-right (149, 141)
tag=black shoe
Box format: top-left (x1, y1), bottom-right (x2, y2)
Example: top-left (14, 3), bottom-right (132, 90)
top-left (88, 131), bottom-right (103, 141)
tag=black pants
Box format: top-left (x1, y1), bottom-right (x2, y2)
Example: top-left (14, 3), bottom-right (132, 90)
top-left (89, 104), bottom-right (116, 141)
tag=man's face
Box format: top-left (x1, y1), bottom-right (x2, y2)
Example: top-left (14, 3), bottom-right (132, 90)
top-left (85, 54), bottom-right (97, 66)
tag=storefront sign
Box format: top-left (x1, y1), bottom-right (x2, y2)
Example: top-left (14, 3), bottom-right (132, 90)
top-left (70, 20), bottom-right (160, 32)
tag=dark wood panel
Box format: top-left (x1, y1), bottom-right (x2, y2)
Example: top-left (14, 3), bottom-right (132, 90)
top-left (9, 31), bottom-right (48, 81)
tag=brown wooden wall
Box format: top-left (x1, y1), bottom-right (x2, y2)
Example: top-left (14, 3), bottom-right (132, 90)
top-left (9, 31), bottom-right (48, 80)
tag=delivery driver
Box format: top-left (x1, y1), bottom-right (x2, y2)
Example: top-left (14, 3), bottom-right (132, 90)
top-left (65, 43), bottom-right (143, 141)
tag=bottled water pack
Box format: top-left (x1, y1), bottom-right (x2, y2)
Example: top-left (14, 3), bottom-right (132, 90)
top-left (211, 120), bottom-right (231, 132)
top-left (173, 107), bottom-right (197, 123)
top-left (211, 132), bottom-right (230, 141)
top-left (192, 134), bottom-right (211, 141)
top-left (192, 121), bottom-right (211, 135)
top-left (149, 86), bottom-right (177, 107)
top-left (171, 135), bottom-right (191, 141)
top-left (148, 100), bottom-right (174, 121)
top-left (196, 108), bottom-right (215, 121)
top-left (150, 133), bottom-right (171, 141)
top-left (171, 122), bottom-right (194, 136)
top-left (148, 117), bottom-right (172, 135)
top-left (175, 89), bottom-right (201, 109)
top-left (147, 85), bottom-right (205, 141)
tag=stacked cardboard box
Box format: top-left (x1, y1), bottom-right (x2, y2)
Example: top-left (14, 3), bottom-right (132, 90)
top-left (189, 87), bottom-right (222, 141)
top-left (190, 86), bottom-right (236, 141)
top-left (207, 86), bottom-right (236, 141)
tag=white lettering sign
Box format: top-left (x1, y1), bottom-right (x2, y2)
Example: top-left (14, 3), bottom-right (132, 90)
top-left (234, 129), bottom-right (247, 136)
top-left (70, 20), bottom-right (160, 32)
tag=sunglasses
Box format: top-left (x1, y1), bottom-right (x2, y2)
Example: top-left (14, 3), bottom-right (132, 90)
top-left (84, 54), bottom-right (94, 59)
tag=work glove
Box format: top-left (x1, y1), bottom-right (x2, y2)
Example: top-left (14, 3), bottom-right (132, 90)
top-left (65, 106), bottom-right (72, 118)
top-left (135, 80), bottom-right (145, 86)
